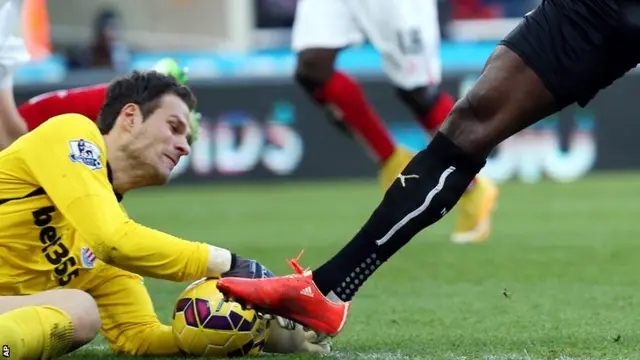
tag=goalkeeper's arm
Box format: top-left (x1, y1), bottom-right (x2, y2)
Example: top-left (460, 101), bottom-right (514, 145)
top-left (21, 114), bottom-right (232, 281)
top-left (64, 211), bottom-right (233, 282)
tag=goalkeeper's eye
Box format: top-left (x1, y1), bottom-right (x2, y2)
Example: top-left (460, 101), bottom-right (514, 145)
top-left (168, 116), bottom-right (185, 133)
top-left (167, 116), bottom-right (192, 145)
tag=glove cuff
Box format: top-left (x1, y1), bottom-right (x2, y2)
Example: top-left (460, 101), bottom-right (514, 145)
top-left (206, 245), bottom-right (233, 277)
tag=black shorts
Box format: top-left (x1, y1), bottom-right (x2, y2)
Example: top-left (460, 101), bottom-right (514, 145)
top-left (500, 0), bottom-right (640, 109)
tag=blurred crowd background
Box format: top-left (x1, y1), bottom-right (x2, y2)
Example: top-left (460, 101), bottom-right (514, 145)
top-left (15, 0), bottom-right (540, 82)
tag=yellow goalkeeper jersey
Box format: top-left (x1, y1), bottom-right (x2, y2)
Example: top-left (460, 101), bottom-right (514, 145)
top-left (0, 113), bottom-right (210, 294)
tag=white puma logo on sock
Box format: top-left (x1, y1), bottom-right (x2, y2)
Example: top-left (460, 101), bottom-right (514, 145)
top-left (377, 167), bottom-right (456, 246)
top-left (397, 174), bottom-right (419, 187)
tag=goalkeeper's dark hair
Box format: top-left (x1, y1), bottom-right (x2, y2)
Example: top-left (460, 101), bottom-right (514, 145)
top-left (96, 70), bottom-right (197, 134)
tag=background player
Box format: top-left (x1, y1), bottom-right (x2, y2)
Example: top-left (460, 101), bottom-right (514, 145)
top-left (292, 0), bottom-right (498, 243)
top-left (0, 70), bottom-right (329, 358)
top-left (217, 0), bottom-right (640, 337)
top-left (0, 0), bottom-right (30, 150)
top-left (18, 58), bottom-right (192, 131)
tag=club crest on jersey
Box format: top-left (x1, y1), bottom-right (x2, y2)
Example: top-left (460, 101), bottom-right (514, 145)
top-left (69, 139), bottom-right (102, 170)
top-left (80, 246), bottom-right (97, 268)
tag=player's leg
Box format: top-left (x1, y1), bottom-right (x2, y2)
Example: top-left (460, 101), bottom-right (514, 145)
top-left (0, 289), bottom-right (101, 358)
top-left (292, 0), bottom-right (397, 169)
top-left (82, 265), bottom-right (180, 356)
top-left (307, 45), bottom-right (553, 304)
top-left (366, 0), bottom-right (498, 242)
top-left (0, 84), bottom-right (26, 150)
top-left (218, 0), bottom-right (637, 336)
top-left (360, 0), bottom-right (450, 190)
top-left (403, 83), bottom-right (500, 244)
top-left (0, 0), bottom-right (29, 150)
top-left (309, 0), bottom-right (639, 303)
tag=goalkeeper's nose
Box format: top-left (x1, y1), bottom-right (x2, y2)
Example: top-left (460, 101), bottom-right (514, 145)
top-left (174, 139), bottom-right (191, 157)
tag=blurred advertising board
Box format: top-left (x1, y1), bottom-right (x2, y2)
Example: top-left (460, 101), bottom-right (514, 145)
top-left (13, 71), bottom-right (640, 184)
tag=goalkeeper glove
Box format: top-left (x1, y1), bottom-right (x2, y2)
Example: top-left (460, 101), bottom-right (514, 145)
top-left (263, 316), bottom-right (332, 354)
top-left (221, 255), bottom-right (276, 279)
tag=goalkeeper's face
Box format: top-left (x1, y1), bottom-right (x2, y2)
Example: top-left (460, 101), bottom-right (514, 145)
top-left (128, 93), bottom-right (192, 184)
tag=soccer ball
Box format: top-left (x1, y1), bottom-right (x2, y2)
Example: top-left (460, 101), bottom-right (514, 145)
top-left (171, 278), bottom-right (270, 357)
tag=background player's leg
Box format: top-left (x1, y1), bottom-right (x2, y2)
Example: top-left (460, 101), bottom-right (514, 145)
top-left (0, 289), bottom-right (101, 357)
top-left (312, 44), bottom-right (557, 302)
top-left (396, 86), bottom-right (455, 135)
top-left (292, 0), bottom-right (396, 168)
top-left (294, 50), bottom-right (397, 171)
top-left (0, 0), bottom-right (30, 150)
top-left (0, 85), bottom-right (26, 150)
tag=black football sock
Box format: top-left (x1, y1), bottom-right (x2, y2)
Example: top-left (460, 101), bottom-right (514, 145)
top-left (312, 132), bottom-right (486, 301)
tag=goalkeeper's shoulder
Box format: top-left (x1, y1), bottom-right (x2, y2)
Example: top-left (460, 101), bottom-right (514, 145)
top-left (25, 113), bottom-right (104, 147)
top-left (37, 113), bottom-right (99, 133)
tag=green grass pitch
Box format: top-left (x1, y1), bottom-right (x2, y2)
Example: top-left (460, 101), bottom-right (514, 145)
top-left (69, 173), bottom-right (640, 359)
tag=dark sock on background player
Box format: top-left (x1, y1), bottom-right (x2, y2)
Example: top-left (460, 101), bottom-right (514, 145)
top-left (395, 86), bottom-right (477, 188)
top-left (396, 86), bottom-right (456, 134)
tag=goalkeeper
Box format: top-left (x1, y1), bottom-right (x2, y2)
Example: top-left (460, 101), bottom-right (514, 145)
top-left (0, 70), bottom-right (328, 359)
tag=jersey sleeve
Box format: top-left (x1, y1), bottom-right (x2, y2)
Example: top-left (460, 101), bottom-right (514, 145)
top-left (20, 114), bottom-right (211, 282)
top-left (18, 84), bottom-right (108, 130)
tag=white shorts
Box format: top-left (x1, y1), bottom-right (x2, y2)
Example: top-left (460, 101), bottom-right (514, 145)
top-left (0, 0), bottom-right (29, 89)
top-left (291, 0), bottom-right (442, 89)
